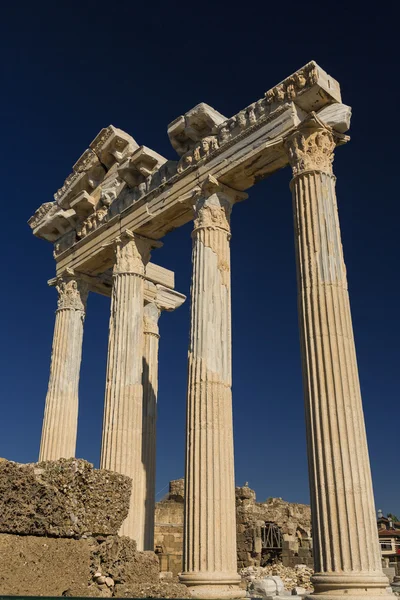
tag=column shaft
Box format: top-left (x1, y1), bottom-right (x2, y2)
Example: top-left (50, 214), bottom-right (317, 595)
top-left (142, 302), bottom-right (160, 551)
top-left (100, 232), bottom-right (151, 549)
top-left (286, 118), bottom-right (389, 598)
top-left (180, 189), bottom-right (243, 599)
top-left (39, 275), bottom-right (88, 461)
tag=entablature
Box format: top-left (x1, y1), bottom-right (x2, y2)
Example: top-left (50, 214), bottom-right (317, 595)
top-left (29, 60), bottom-right (350, 278)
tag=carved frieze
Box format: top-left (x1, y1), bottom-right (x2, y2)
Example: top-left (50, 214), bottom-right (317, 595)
top-left (168, 103), bottom-right (226, 155)
top-left (177, 136), bottom-right (219, 173)
top-left (30, 60), bottom-right (343, 256)
top-left (174, 61), bottom-right (340, 175)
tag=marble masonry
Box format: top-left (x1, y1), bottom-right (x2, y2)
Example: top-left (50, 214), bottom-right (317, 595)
top-left (30, 61), bottom-right (390, 600)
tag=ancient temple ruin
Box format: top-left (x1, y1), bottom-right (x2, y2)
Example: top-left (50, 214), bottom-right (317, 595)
top-left (29, 61), bottom-right (391, 600)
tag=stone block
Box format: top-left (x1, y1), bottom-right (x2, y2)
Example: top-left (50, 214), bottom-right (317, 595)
top-left (0, 458), bottom-right (131, 538)
top-left (252, 577), bottom-right (278, 598)
top-left (292, 587), bottom-right (307, 596)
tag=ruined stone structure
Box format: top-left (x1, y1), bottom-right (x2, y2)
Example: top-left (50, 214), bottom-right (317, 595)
top-left (0, 458), bottom-right (189, 598)
top-left (155, 480), bottom-right (312, 577)
top-left (30, 61), bottom-right (390, 600)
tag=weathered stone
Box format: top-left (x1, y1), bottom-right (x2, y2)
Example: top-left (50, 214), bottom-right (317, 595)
top-left (292, 587), bottom-right (306, 596)
top-left (252, 578), bottom-right (278, 597)
top-left (39, 273), bottom-right (88, 461)
top-left (0, 458), bottom-right (131, 537)
top-left (90, 535), bottom-right (159, 585)
top-left (180, 180), bottom-right (247, 600)
top-left (0, 532), bottom-right (182, 598)
top-left (285, 114), bottom-right (390, 599)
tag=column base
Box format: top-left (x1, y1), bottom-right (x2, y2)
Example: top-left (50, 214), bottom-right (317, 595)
top-left (179, 572), bottom-right (245, 599)
top-left (308, 573), bottom-right (392, 600)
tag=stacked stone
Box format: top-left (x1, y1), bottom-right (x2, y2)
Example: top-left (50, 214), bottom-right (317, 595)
top-left (0, 458), bottom-right (190, 598)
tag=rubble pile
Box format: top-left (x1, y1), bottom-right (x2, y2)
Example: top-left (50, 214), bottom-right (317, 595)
top-left (241, 563), bottom-right (314, 594)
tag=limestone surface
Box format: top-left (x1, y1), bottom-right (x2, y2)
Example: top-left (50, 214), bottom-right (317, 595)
top-left (0, 458), bottom-right (131, 537)
top-left (0, 533), bottom-right (183, 598)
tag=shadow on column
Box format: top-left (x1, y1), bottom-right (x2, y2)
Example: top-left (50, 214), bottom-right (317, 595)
top-left (142, 357), bottom-right (157, 551)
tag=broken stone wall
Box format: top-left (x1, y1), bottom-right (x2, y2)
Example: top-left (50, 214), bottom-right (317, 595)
top-left (154, 479), bottom-right (312, 574)
top-left (154, 479), bottom-right (184, 577)
top-left (235, 485), bottom-right (312, 568)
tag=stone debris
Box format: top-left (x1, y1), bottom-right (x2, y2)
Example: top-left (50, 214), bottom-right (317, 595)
top-left (292, 586), bottom-right (307, 595)
top-left (241, 564), bottom-right (314, 594)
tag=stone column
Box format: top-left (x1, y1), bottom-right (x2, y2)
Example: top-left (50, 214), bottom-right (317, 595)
top-left (180, 177), bottom-right (246, 599)
top-left (142, 301), bottom-right (161, 551)
top-left (39, 272), bottom-right (88, 461)
top-left (100, 230), bottom-right (153, 549)
top-left (285, 115), bottom-right (390, 600)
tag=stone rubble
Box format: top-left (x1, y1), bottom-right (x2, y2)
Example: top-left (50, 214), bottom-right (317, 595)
top-left (241, 564), bottom-right (314, 595)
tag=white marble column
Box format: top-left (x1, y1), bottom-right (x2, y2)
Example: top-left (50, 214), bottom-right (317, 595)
top-left (100, 230), bottom-right (152, 549)
top-left (39, 272), bottom-right (88, 461)
top-left (180, 178), bottom-right (246, 599)
top-left (285, 115), bottom-right (390, 600)
top-left (142, 301), bottom-right (161, 551)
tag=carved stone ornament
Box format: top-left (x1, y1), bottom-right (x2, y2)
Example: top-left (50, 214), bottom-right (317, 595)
top-left (113, 231), bottom-right (152, 276)
top-left (193, 196), bottom-right (232, 234)
top-left (285, 114), bottom-right (336, 176)
top-left (143, 302), bottom-right (161, 337)
top-left (55, 274), bottom-right (88, 311)
top-left (28, 202), bottom-right (57, 230)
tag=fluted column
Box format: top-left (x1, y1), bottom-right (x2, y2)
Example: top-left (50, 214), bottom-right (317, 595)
top-left (285, 115), bottom-right (389, 599)
top-left (100, 230), bottom-right (152, 549)
top-left (142, 301), bottom-right (161, 551)
top-left (39, 272), bottom-right (88, 461)
top-left (180, 177), bottom-right (245, 599)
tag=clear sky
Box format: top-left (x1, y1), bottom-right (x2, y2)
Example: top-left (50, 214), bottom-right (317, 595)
top-left (1, 1), bottom-right (399, 515)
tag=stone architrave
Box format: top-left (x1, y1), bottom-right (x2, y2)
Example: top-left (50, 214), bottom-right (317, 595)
top-left (100, 230), bottom-right (155, 549)
top-left (141, 301), bottom-right (161, 551)
top-left (39, 271), bottom-right (88, 461)
top-left (179, 177), bottom-right (247, 599)
top-left (285, 114), bottom-right (390, 600)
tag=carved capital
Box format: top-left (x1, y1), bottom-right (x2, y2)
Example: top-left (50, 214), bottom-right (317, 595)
top-left (53, 272), bottom-right (88, 311)
top-left (113, 230), bottom-right (153, 276)
top-left (285, 114), bottom-right (336, 177)
top-left (193, 176), bottom-right (247, 235)
top-left (193, 196), bottom-right (232, 235)
top-left (143, 302), bottom-right (161, 337)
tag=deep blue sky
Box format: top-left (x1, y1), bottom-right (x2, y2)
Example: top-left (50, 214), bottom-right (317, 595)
top-left (1, 2), bottom-right (398, 515)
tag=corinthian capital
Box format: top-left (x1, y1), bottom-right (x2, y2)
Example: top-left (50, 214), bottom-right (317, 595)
top-left (285, 114), bottom-right (336, 176)
top-left (143, 302), bottom-right (161, 336)
top-left (113, 230), bottom-right (154, 276)
top-left (193, 175), bottom-right (247, 234)
top-left (54, 272), bottom-right (88, 311)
